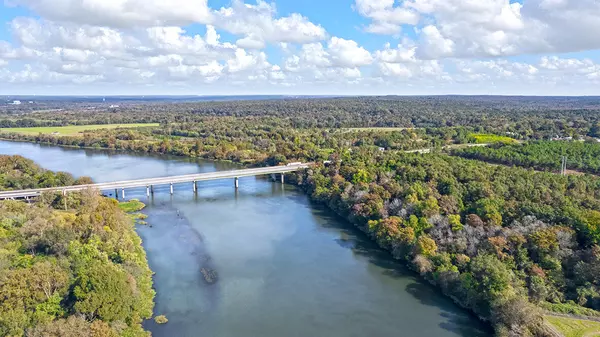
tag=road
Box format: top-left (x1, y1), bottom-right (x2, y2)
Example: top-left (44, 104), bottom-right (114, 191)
top-left (404, 143), bottom-right (490, 154)
top-left (0, 163), bottom-right (310, 199)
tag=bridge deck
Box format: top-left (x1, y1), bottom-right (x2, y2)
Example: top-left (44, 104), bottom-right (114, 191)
top-left (0, 163), bottom-right (309, 199)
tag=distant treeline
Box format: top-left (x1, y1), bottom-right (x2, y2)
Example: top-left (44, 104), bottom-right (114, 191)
top-left (2, 96), bottom-right (600, 138)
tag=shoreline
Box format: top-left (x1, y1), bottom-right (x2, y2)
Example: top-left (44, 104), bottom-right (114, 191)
top-left (0, 137), bottom-right (493, 331)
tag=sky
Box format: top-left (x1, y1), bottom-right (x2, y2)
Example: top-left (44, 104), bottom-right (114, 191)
top-left (1, 0), bottom-right (600, 95)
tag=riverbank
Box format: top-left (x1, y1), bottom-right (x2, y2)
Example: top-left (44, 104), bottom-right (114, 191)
top-left (0, 137), bottom-right (497, 332)
top-left (0, 139), bottom-right (491, 337)
top-left (0, 155), bottom-right (156, 336)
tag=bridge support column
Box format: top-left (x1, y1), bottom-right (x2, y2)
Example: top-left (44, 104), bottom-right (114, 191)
top-left (150, 185), bottom-right (154, 194)
top-left (281, 173), bottom-right (285, 184)
top-left (121, 189), bottom-right (125, 200)
top-left (146, 186), bottom-right (150, 197)
top-left (170, 183), bottom-right (174, 195)
top-left (234, 177), bottom-right (239, 189)
top-left (115, 189), bottom-right (119, 200)
top-left (193, 181), bottom-right (197, 193)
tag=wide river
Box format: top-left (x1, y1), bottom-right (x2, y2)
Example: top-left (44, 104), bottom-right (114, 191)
top-left (0, 140), bottom-right (491, 337)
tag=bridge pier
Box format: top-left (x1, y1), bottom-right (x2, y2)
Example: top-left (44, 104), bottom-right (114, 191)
top-left (146, 186), bottom-right (150, 197)
top-left (193, 181), bottom-right (197, 193)
top-left (281, 173), bottom-right (285, 184)
top-left (0, 163), bottom-right (309, 200)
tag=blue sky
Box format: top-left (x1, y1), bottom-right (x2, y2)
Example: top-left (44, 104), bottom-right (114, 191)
top-left (1, 0), bottom-right (599, 95)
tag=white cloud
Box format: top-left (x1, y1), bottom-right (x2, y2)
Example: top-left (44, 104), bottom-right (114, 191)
top-left (8, 0), bottom-right (328, 49)
top-left (354, 0), bottom-right (419, 34)
top-left (378, 62), bottom-right (412, 78)
top-left (226, 49), bottom-right (269, 73)
top-left (416, 25), bottom-right (454, 59)
top-left (375, 41), bottom-right (417, 63)
top-left (2, 0), bottom-right (600, 94)
top-left (214, 0), bottom-right (326, 48)
top-left (0, 16), bottom-right (252, 86)
top-left (327, 37), bottom-right (373, 68)
top-left (11, 18), bottom-right (129, 54)
top-left (7, 0), bottom-right (212, 27)
top-left (285, 37), bottom-right (372, 70)
top-left (355, 0), bottom-right (600, 59)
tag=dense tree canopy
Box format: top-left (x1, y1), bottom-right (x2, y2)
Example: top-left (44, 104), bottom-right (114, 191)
top-left (0, 156), bottom-right (154, 336)
top-left (300, 150), bottom-right (600, 335)
top-left (3, 96), bottom-right (600, 336)
top-left (453, 140), bottom-right (600, 175)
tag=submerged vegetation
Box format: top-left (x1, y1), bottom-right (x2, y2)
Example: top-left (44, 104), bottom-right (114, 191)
top-left (0, 156), bottom-right (155, 336)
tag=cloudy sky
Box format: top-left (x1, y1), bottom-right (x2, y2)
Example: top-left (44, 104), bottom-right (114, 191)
top-left (1, 0), bottom-right (599, 95)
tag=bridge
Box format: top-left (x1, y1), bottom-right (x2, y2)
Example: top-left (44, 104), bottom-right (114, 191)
top-left (0, 163), bottom-right (310, 200)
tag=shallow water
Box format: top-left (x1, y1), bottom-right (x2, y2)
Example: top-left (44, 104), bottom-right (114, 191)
top-left (0, 140), bottom-right (491, 337)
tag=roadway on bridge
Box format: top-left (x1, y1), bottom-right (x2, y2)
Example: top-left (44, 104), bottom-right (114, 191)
top-left (0, 163), bottom-right (310, 199)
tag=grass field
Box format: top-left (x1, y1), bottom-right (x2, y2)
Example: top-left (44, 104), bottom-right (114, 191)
top-left (0, 123), bottom-right (159, 136)
top-left (119, 199), bottom-right (146, 213)
top-left (469, 133), bottom-right (518, 144)
top-left (546, 315), bottom-right (600, 337)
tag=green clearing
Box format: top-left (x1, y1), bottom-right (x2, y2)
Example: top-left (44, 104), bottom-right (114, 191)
top-left (119, 199), bottom-right (146, 213)
top-left (119, 199), bottom-right (148, 225)
top-left (469, 133), bottom-right (518, 144)
top-left (546, 315), bottom-right (600, 337)
top-left (0, 123), bottom-right (159, 135)
top-left (542, 302), bottom-right (600, 318)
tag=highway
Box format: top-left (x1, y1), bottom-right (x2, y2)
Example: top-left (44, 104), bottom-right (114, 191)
top-left (0, 163), bottom-right (310, 200)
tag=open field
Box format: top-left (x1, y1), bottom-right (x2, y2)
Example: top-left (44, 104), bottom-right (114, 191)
top-left (546, 315), bottom-right (600, 337)
top-left (0, 123), bottom-right (159, 135)
top-left (469, 133), bottom-right (519, 144)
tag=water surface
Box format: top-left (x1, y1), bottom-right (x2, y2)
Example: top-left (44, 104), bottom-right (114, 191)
top-left (0, 141), bottom-right (491, 337)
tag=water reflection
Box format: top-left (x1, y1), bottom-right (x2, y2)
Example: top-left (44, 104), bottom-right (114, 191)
top-left (0, 140), bottom-right (492, 337)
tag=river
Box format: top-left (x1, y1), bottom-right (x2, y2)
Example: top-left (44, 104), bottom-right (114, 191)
top-left (0, 140), bottom-right (491, 337)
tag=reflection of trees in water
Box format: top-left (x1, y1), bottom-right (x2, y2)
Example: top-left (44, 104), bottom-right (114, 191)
top-left (311, 205), bottom-right (492, 337)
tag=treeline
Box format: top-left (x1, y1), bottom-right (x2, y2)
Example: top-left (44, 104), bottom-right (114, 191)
top-left (299, 150), bottom-right (600, 336)
top-left (452, 141), bottom-right (600, 174)
top-left (0, 155), bottom-right (92, 190)
top-left (0, 156), bottom-right (155, 336)
top-left (0, 120), bottom-right (474, 164)
top-left (2, 96), bottom-right (600, 138)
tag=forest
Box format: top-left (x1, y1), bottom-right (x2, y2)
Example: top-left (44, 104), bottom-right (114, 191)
top-left (2, 96), bottom-right (600, 139)
top-left (0, 155), bottom-right (155, 336)
top-left (2, 96), bottom-right (600, 336)
top-left (452, 140), bottom-right (600, 175)
top-left (300, 149), bottom-right (600, 336)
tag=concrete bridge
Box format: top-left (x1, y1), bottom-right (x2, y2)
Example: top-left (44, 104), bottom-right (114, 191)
top-left (0, 163), bottom-right (310, 200)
